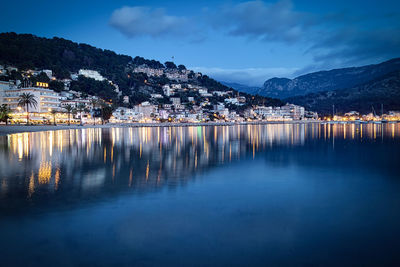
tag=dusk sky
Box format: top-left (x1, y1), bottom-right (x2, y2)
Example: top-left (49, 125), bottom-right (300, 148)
top-left (1, 0), bottom-right (399, 86)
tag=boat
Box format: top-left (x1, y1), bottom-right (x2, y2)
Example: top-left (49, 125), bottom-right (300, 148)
top-left (380, 104), bottom-right (388, 123)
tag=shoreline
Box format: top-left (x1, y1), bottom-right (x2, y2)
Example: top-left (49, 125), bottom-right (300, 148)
top-left (0, 121), bottom-right (322, 136)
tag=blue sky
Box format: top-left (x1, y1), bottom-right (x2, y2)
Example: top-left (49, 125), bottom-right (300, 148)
top-left (1, 0), bottom-right (399, 86)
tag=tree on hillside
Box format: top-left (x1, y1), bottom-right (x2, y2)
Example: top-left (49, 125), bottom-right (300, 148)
top-left (32, 72), bottom-right (50, 83)
top-left (101, 106), bottom-right (113, 124)
top-left (69, 76), bottom-right (117, 101)
top-left (49, 80), bottom-right (65, 92)
top-left (10, 70), bottom-right (23, 81)
top-left (165, 61), bottom-right (177, 69)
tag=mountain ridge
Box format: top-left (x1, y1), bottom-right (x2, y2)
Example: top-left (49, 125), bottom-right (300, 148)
top-left (220, 81), bottom-right (260, 94)
top-left (259, 58), bottom-right (400, 99)
top-left (286, 70), bottom-right (400, 115)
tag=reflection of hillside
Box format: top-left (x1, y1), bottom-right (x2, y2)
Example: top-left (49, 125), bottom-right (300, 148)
top-left (0, 123), bottom-right (399, 214)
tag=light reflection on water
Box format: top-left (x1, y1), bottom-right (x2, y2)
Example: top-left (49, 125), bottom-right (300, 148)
top-left (1, 123), bottom-right (400, 265)
top-left (0, 123), bottom-right (400, 211)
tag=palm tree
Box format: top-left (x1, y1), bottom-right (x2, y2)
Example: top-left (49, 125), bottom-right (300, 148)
top-left (50, 109), bottom-right (58, 126)
top-left (90, 99), bottom-right (98, 125)
top-left (0, 104), bottom-right (12, 125)
top-left (18, 93), bottom-right (38, 125)
top-left (64, 104), bottom-right (74, 125)
top-left (76, 103), bottom-right (87, 126)
top-left (99, 102), bottom-right (106, 125)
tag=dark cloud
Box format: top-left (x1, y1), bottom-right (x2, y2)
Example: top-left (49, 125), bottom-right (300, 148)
top-left (310, 27), bottom-right (400, 66)
top-left (109, 6), bottom-right (190, 38)
top-left (109, 1), bottom-right (400, 76)
top-left (211, 1), bottom-right (400, 70)
top-left (209, 0), bottom-right (313, 43)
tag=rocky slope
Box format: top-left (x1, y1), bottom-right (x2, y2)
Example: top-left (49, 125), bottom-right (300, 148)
top-left (286, 71), bottom-right (400, 115)
top-left (259, 58), bottom-right (400, 99)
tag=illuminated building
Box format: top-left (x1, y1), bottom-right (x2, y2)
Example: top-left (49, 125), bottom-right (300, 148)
top-left (78, 69), bottom-right (105, 81)
top-left (2, 87), bottom-right (61, 113)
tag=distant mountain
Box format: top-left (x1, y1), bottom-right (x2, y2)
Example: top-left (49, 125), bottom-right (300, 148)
top-left (259, 58), bottom-right (400, 99)
top-left (220, 81), bottom-right (260, 94)
top-left (287, 71), bottom-right (400, 115)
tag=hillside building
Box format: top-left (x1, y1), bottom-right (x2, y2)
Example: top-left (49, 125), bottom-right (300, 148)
top-left (78, 69), bottom-right (105, 81)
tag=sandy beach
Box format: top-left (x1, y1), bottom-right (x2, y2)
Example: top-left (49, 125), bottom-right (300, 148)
top-left (0, 120), bottom-right (320, 135)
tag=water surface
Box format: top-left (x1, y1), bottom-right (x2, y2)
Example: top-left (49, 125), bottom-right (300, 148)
top-left (1, 123), bottom-right (400, 266)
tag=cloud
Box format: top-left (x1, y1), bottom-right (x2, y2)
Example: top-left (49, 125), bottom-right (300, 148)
top-left (210, 1), bottom-right (400, 69)
top-left (190, 66), bottom-right (299, 86)
top-left (310, 26), bottom-right (400, 66)
top-left (109, 6), bottom-right (190, 38)
top-left (109, 1), bottom-right (400, 81)
top-left (209, 0), bottom-right (313, 43)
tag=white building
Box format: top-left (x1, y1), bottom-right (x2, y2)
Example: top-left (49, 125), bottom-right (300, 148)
top-left (165, 70), bottom-right (188, 82)
top-left (133, 65), bottom-right (164, 77)
top-left (59, 91), bottom-right (74, 100)
top-left (60, 99), bottom-right (91, 109)
top-left (224, 98), bottom-right (239, 105)
top-left (2, 87), bottom-right (61, 113)
top-left (198, 88), bottom-right (208, 95)
top-left (158, 110), bottom-right (169, 120)
top-left (213, 91), bottom-right (228, 97)
top-left (41, 69), bottom-right (53, 79)
top-left (170, 97), bottom-right (181, 105)
top-left (150, 93), bottom-right (163, 99)
top-left (254, 106), bottom-right (273, 117)
top-left (71, 73), bottom-right (79, 80)
top-left (171, 84), bottom-right (182, 90)
top-left (163, 85), bottom-right (173, 97)
top-left (163, 104), bottom-right (172, 110)
top-left (280, 104), bottom-right (305, 120)
top-left (213, 103), bottom-right (226, 112)
top-left (0, 81), bottom-right (11, 104)
top-left (134, 102), bottom-right (158, 118)
top-left (174, 104), bottom-right (185, 111)
top-left (112, 107), bottom-right (139, 122)
top-left (78, 69), bottom-right (105, 81)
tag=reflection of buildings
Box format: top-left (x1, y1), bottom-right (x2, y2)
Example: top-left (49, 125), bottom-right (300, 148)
top-left (0, 123), bottom-right (399, 213)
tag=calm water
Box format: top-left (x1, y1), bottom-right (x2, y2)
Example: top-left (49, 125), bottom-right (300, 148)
top-left (1, 123), bottom-right (400, 266)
